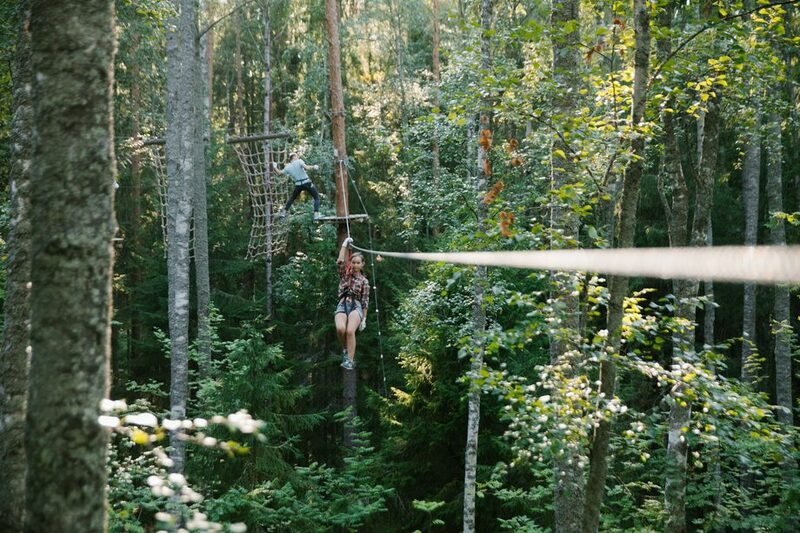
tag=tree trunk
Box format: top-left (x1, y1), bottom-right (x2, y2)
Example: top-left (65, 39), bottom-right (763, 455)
top-left (388, 0), bottom-right (409, 130)
top-left (655, 2), bottom-right (688, 252)
top-left (325, 0), bottom-right (357, 447)
top-left (766, 111), bottom-right (793, 429)
top-left (431, 0), bottom-right (441, 180)
top-left (741, 108), bottom-right (761, 385)
top-left (463, 4), bottom-right (492, 531)
top-left (703, 218), bottom-right (724, 528)
top-left (24, 1), bottom-right (116, 530)
top-left (263, 0), bottom-right (274, 318)
top-left (0, 3), bottom-right (32, 530)
top-left (550, 1), bottom-right (584, 530)
top-left (195, 0), bottom-right (212, 376)
top-left (166, 0), bottom-right (197, 472)
top-left (664, 78), bottom-right (720, 533)
top-left (234, 7), bottom-right (246, 132)
top-left (582, 1), bottom-right (649, 531)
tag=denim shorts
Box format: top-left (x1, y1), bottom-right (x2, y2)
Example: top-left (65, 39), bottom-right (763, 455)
top-left (335, 299), bottom-right (363, 320)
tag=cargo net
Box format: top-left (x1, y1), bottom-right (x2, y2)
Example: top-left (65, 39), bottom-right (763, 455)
top-left (145, 141), bottom-right (195, 258)
top-left (229, 135), bottom-right (291, 260)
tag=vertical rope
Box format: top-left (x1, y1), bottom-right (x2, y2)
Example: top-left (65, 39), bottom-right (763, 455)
top-left (337, 157), bottom-right (352, 239)
top-left (350, 175), bottom-right (388, 398)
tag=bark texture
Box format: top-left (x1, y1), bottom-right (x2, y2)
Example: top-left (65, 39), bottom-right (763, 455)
top-left (166, 0), bottom-right (197, 471)
top-left (741, 109), bottom-right (761, 384)
top-left (765, 112), bottom-right (793, 428)
top-left (664, 80), bottom-right (720, 533)
top-left (195, 0), bottom-right (212, 376)
top-left (550, 1), bottom-right (584, 530)
top-left (325, 0), bottom-right (357, 446)
top-left (262, 0), bottom-right (274, 318)
top-left (0, 3), bottom-right (32, 529)
top-left (463, 5), bottom-right (492, 530)
top-left (24, 0), bottom-right (116, 530)
top-left (431, 0), bottom-right (441, 180)
top-left (582, 1), bottom-right (649, 531)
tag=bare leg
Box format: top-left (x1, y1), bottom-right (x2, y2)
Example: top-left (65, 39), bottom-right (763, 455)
top-left (335, 313), bottom-right (348, 350)
top-left (345, 309), bottom-right (361, 361)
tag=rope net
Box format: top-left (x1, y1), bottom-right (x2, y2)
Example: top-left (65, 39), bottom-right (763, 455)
top-left (145, 143), bottom-right (196, 259)
top-left (147, 143), bottom-right (169, 250)
top-left (230, 136), bottom-right (291, 260)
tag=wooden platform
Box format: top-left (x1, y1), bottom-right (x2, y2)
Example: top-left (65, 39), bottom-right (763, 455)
top-left (314, 214), bottom-right (369, 223)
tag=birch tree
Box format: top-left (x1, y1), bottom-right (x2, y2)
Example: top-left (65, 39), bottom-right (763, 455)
top-left (549, 0), bottom-right (584, 529)
top-left (464, 5), bottom-right (492, 531)
top-left (262, 0), bottom-right (275, 317)
top-left (765, 111), bottom-right (793, 431)
top-left (24, 0), bottom-right (116, 529)
top-left (194, 0), bottom-right (212, 376)
top-left (431, 0), bottom-right (441, 180)
top-left (741, 108), bottom-right (761, 384)
top-left (166, 0), bottom-right (196, 471)
top-left (664, 32), bottom-right (721, 533)
top-left (583, 1), bottom-right (649, 530)
top-left (0, 2), bottom-right (32, 529)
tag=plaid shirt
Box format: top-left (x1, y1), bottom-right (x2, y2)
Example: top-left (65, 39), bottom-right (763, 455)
top-left (337, 259), bottom-right (369, 312)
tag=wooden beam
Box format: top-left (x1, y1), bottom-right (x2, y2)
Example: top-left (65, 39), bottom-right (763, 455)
top-left (225, 131), bottom-right (292, 144)
top-left (314, 214), bottom-right (369, 223)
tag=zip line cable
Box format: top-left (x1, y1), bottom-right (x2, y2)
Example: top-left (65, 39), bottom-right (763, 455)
top-left (347, 244), bottom-right (800, 285)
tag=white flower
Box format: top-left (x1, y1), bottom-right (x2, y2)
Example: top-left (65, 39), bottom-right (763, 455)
top-left (168, 473), bottom-right (186, 486)
top-left (125, 413), bottom-right (158, 428)
top-left (162, 418), bottom-right (181, 431)
top-left (98, 415), bottom-right (120, 428)
top-left (100, 399), bottom-right (117, 412)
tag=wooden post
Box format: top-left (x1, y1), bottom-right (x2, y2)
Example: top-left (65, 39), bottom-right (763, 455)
top-left (325, 0), bottom-right (356, 447)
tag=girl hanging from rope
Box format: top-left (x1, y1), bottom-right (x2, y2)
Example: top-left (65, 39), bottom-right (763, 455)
top-left (335, 237), bottom-right (368, 370)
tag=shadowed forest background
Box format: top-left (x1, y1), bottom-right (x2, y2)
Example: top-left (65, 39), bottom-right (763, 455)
top-left (0, 0), bottom-right (799, 531)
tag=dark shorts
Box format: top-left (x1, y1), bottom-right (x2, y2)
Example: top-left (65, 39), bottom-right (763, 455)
top-left (335, 299), bottom-right (363, 320)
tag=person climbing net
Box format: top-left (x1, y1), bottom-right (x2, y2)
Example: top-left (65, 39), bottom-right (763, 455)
top-left (273, 152), bottom-right (321, 220)
top-left (335, 237), bottom-right (368, 370)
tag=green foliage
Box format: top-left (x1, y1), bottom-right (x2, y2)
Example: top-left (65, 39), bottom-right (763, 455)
top-left (204, 416), bottom-right (392, 531)
top-left (93, 0), bottom-right (800, 530)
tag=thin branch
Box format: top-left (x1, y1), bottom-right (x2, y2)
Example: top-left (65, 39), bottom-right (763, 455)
top-left (526, 112), bottom-right (602, 189)
top-left (199, 0), bottom-right (260, 39)
top-left (648, 0), bottom-right (800, 91)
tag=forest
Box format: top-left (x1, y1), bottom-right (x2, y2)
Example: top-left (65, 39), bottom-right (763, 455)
top-left (0, 0), bottom-right (799, 531)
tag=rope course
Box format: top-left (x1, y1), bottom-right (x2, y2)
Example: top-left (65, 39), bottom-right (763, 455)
top-left (227, 131), bottom-right (292, 260)
top-left (347, 243), bottom-right (800, 285)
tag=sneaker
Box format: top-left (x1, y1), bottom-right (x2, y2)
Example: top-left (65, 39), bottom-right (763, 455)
top-left (313, 211), bottom-right (322, 221)
top-left (277, 209), bottom-right (287, 219)
top-left (341, 350), bottom-right (349, 365)
top-left (341, 357), bottom-right (355, 370)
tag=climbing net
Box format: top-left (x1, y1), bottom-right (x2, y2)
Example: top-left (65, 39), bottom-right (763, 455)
top-left (228, 133), bottom-right (291, 260)
top-left (134, 138), bottom-right (194, 258)
top-left (146, 142), bottom-right (170, 249)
